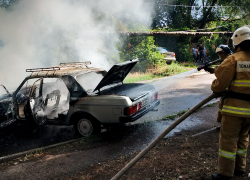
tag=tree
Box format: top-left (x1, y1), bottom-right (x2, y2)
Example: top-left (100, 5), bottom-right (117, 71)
top-left (152, 0), bottom-right (250, 62)
top-left (118, 36), bottom-right (165, 72)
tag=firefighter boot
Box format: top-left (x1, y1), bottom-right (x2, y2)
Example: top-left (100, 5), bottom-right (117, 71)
top-left (212, 174), bottom-right (232, 180)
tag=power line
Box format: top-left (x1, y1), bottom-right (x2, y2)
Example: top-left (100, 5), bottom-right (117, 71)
top-left (145, 3), bottom-right (241, 8)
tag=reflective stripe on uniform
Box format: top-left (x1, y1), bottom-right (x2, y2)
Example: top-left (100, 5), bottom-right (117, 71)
top-left (222, 105), bottom-right (250, 115)
top-left (237, 149), bottom-right (247, 155)
top-left (219, 149), bottom-right (236, 159)
top-left (231, 80), bottom-right (250, 87)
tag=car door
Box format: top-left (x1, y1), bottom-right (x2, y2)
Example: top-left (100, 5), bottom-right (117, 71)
top-left (0, 84), bottom-right (13, 121)
top-left (28, 78), bottom-right (47, 125)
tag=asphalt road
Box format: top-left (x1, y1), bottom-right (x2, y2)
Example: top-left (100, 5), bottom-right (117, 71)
top-left (0, 69), bottom-right (221, 180)
top-left (136, 69), bottom-right (217, 123)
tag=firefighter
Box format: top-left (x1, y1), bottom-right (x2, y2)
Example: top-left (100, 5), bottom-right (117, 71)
top-left (216, 44), bottom-right (233, 61)
top-left (204, 45), bottom-right (232, 74)
top-left (211, 25), bottom-right (250, 180)
top-left (203, 45), bottom-right (233, 127)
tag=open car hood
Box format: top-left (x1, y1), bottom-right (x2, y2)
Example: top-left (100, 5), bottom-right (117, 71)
top-left (94, 59), bottom-right (140, 92)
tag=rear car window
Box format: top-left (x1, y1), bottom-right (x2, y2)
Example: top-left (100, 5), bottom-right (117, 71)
top-left (76, 71), bottom-right (105, 92)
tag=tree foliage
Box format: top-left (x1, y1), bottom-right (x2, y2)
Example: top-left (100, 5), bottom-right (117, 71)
top-left (118, 36), bottom-right (164, 72)
top-left (152, 0), bottom-right (250, 62)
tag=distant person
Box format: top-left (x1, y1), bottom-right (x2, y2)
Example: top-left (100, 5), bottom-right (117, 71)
top-left (203, 46), bottom-right (206, 61)
top-left (196, 46), bottom-right (199, 61)
top-left (203, 45), bottom-right (233, 142)
top-left (205, 48), bottom-right (209, 61)
top-left (191, 46), bottom-right (197, 61)
top-left (198, 44), bottom-right (204, 62)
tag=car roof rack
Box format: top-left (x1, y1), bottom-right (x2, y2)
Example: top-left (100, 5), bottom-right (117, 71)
top-left (59, 61), bottom-right (91, 68)
top-left (26, 61), bottom-right (92, 72)
top-left (26, 67), bottom-right (61, 72)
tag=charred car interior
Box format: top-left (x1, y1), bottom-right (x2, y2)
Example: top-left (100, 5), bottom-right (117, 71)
top-left (0, 59), bottom-right (160, 136)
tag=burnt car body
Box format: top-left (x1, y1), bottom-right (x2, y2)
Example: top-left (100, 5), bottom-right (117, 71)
top-left (0, 59), bottom-right (160, 136)
top-left (0, 85), bottom-right (12, 124)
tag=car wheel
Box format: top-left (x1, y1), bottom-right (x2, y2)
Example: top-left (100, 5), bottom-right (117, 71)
top-left (74, 117), bottom-right (101, 137)
top-left (166, 61), bottom-right (172, 65)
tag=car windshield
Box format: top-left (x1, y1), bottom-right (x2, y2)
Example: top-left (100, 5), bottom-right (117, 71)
top-left (76, 71), bottom-right (105, 92)
top-left (157, 47), bottom-right (168, 53)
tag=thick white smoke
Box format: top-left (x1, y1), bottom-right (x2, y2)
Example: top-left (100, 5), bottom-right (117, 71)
top-left (0, 0), bottom-right (154, 90)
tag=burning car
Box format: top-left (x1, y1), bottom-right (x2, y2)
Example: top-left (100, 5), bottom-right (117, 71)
top-left (0, 59), bottom-right (160, 136)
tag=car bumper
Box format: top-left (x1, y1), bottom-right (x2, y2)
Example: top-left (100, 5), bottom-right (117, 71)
top-left (163, 57), bottom-right (176, 60)
top-left (163, 58), bottom-right (176, 62)
top-left (119, 99), bottom-right (160, 123)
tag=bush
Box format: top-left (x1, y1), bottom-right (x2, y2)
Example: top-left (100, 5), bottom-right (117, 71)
top-left (177, 42), bottom-right (193, 62)
top-left (124, 61), bottom-right (194, 83)
top-left (118, 36), bottom-right (165, 72)
top-left (153, 61), bottom-right (187, 76)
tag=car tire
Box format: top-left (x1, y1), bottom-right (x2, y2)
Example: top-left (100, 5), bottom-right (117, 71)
top-left (74, 116), bottom-right (101, 137)
top-left (166, 61), bottom-right (172, 65)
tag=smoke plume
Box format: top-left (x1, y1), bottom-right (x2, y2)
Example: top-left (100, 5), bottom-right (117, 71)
top-left (0, 0), bottom-right (154, 90)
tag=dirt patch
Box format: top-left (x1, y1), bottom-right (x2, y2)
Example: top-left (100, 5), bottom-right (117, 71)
top-left (65, 129), bottom-right (250, 180)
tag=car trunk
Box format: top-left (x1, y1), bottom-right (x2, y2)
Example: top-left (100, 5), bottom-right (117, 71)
top-left (93, 59), bottom-right (140, 92)
top-left (163, 52), bottom-right (175, 59)
top-left (99, 83), bottom-right (155, 102)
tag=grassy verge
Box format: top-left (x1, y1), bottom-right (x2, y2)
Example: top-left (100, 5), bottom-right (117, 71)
top-left (124, 73), bottom-right (162, 83)
top-left (162, 110), bottom-right (188, 120)
top-left (161, 102), bottom-right (217, 121)
top-left (124, 61), bottom-right (195, 83)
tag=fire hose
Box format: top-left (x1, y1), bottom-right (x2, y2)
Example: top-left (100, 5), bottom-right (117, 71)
top-left (197, 58), bottom-right (222, 71)
top-left (111, 92), bottom-right (220, 180)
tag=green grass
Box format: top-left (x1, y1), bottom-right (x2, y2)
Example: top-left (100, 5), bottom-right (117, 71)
top-left (162, 101), bottom-right (217, 121)
top-left (180, 62), bottom-right (197, 68)
top-left (156, 62), bottom-right (188, 76)
top-left (207, 103), bottom-right (215, 107)
top-left (124, 73), bottom-right (162, 83)
top-left (124, 62), bottom-right (195, 83)
top-left (162, 110), bottom-right (188, 120)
